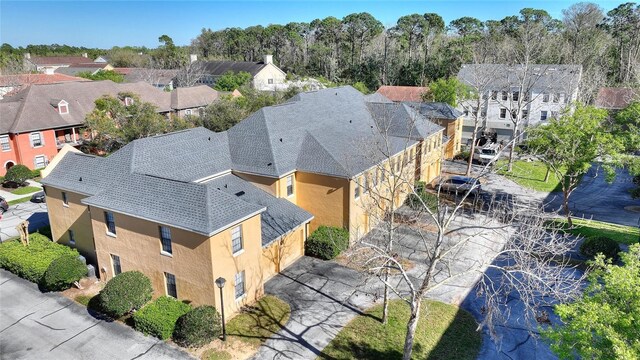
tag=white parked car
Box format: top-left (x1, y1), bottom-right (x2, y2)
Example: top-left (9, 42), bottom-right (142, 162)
top-left (473, 143), bottom-right (500, 164)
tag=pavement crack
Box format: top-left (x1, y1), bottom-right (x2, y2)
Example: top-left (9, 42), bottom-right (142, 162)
top-left (50, 321), bottom-right (99, 352)
top-left (0, 278), bottom-right (12, 286)
top-left (0, 311), bottom-right (35, 333)
top-left (40, 303), bottom-right (71, 319)
top-left (32, 319), bottom-right (65, 331)
top-left (130, 342), bottom-right (159, 360)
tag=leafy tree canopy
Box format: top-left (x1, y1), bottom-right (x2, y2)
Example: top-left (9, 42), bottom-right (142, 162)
top-left (422, 77), bottom-right (472, 107)
top-left (213, 71), bottom-right (252, 91)
top-left (77, 69), bottom-right (125, 83)
top-left (544, 243), bottom-right (640, 360)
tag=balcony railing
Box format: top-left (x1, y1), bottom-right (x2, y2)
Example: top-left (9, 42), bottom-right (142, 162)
top-left (56, 139), bottom-right (84, 149)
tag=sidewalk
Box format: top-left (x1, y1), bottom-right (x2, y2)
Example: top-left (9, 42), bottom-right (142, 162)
top-left (0, 180), bottom-right (43, 202)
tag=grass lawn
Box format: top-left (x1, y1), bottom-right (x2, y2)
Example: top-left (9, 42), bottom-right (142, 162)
top-left (10, 186), bottom-right (40, 195)
top-left (496, 160), bottom-right (562, 192)
top-left (226, 295), bottom-right (291, 346)
top-left (319, 299), bottom-right (482, 360)
top-left (8, 197), bottom-right (31, 206)
top-left (551, 218), bottom-right (639, 245)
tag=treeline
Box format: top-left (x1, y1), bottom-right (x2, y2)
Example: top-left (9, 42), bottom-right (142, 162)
top-left (189, 3), bottom-right (639, 100)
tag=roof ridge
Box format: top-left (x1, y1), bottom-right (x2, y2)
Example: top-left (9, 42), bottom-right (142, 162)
top-left (302, 131), bottom-right (349, 176)
top-left (259, 108), bottom-right (280, 174)
top-left (9, 85), bottom-right (33, 133)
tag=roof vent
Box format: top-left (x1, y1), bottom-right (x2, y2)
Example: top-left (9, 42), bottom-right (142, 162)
top-left (349, 120), bottom-right (352, 123)
top-left (79, 177), bottom-right (82, 182)
top-left (267, 162), bottom-right (272, 166)
top-left (235, 191), bottom-right (245, 197)
top-left (279, 138), bottom-right (282, 142)
top-left (224, 184), bottom-right (228, 188)
top-left (208, 137), bottom-right (211, 141)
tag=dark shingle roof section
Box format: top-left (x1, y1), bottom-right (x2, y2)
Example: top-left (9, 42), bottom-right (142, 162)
top-left (457, 64), bottom-right (582, 94)
top-left (200, 60), bottom-right (267, 76)
top-left (207, 175), bottom-right (313, 245)
top-left (406, 102), bottom-right (463, 120)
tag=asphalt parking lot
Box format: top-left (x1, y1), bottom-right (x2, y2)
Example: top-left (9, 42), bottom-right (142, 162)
top-left (0, 201), bottom-right (49, 242)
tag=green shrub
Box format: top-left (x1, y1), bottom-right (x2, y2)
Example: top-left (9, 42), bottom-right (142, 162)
top-left (133, 296), bottom-right (191, 340)
top-left (0, 234), bottom-right (79, 283)
top-left (406, 181), bottom-right (439, 211)
top-left (31, 169), bottom-right (42, 179)
top-left (173, 305), bottom-right (222, 347)
top-left (4, 165), bottom-right (32, 185)
top-left (580, 236), bottom-right (621, 259)
top-left (99, 271), bottom-right (153, 318)
top-left (454, 150), bottom-right (471, 161)
top-left (304, 226), bottom-right (350, 260)
top-left (36, 226), bottom-right (52, 240)
top-left (41, 254), bottom-right (87, 291)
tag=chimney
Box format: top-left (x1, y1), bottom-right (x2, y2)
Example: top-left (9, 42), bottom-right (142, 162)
top-left (82, 53), bottom-right (88, 58)
top-left (264, 55), bottom-right (273, 64)
top-left (24, 53), bottom-right (31, 59)
top-left (190, 54), bottom-right (198, 64)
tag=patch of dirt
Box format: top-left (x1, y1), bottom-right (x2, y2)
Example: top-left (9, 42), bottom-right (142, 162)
top-left (61, 277), bottom-right (103, 303)
top-left (188, 338), bottom-right (258, 360)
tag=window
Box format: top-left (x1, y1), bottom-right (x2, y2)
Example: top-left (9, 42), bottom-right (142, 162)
top-left (511, 110), bottom-right (518, 119)
top-left (31, 132), bottom-right (43, 147)
top-left (490, 91), bottom-right (498, 100)
top-left (463, 109), bottom-right (469, 116)
top-left (231, 225), bottom-right (243, 254)
top-left (522, 110), bottom-right (528, 119)
top-left (124, 97), bottom-right (134, 106)
top-left (268, 79), bottom-right (274, 84)
top-left (58, 102), bottom-right (68, 114)
top-left (235, 271), bottom-right (245, 299)
top-left (543, 93), bottom-right (550, 102)
top-left (372, 169), bottom-right (378, 187)
top-left (363, 174), bottom-right (369, 193)
top-left (111, 254), bottom-right (121, 275)
top-left (354, 180), bottom-right (360, 199)
top-left (499, 108), bottom-right (507, 119)
top-left (512, 91), bottom-right (519, 101)
top-left (501, 91), bottom-right (508, 101)
top-left (0, 135), bottom-right (9, 151)
top-left (198, 107), bottom-right (205, 116)
top-left (552, 93), bottom-right (559, 103)
top-left (540, 111), bottom-right (548, 121)
top-left (165, 272), bottom-right (177, 298)
top-left (68, 230), bottom-right (75, 245)
top-left (62, 191), bottom-right (68, 206)
top-left (105, 211), bottom-right (116, 235)
top-left (184, 109), bottom-right (192, 116)
top-left (159, 226), bottom-right (172, 255)
top-left (286, 175), bottom-right (294, 196)
top-left (34, 155), bottom-right (46, 169)
top-left (481, 110), bottom-right (487, 118)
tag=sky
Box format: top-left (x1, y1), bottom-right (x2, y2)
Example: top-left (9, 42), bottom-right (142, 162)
top-left (0, 0), bottom-right (629, 49)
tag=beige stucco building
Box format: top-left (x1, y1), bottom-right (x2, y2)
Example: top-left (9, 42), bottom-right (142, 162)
top-left (42, 86), bottom-right (447, 318)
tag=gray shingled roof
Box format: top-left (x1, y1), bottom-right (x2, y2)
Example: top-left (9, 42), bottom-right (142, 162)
top-left (171, 85), bottom-right (219, 110)
top-left (457, 64), bottom-right (582, 94)
top-left (199, 60), bottom-right (267, 76)
top-left (227, 86), bottom-right (443, 178)
top-left (406, 102), bottom-right (463, 120)
top-left (207, 175), bottom-right (313, 246)
top-left (1, 81), bottom-right (172, 134)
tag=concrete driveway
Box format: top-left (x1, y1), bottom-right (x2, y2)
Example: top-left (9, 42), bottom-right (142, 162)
top-left (544, 165), bottom-right (640, 227)
top-left (252, 257), bottom-right (382, 360)
top-left (0, 270), bottom-right (193, 360)
top-left (1, 201), bottom-right (49, 242)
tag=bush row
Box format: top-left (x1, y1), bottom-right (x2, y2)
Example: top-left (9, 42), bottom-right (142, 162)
top-left (133, 296), bottom-right (191, 340)
top-left (0, 234), bottom-right (81, 283)
top-left (304, 226), bottom-right (349, 260)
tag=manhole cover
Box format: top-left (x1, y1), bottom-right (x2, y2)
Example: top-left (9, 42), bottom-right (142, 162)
top-left (624, 205), bottom-right (640, 213)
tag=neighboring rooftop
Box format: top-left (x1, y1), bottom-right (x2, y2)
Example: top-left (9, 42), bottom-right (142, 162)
top-left (595, 87), bottom-right (638, 109)
top-left (54, 64), bottom-right (109, 76)
top-left (171, 85), bottom-right (219, 110)
top-left (457, 64), bottom-right (582, 93)
top-left (199, 60), bottom-right (269, 76)
top-left (27, 55), bottom-right (95, 66)
top-left (376, 86), bottom-right (428, 102)
top-left (406, 102), bottom-right (464, 120)
top-left (118, 68), bottom-right (179, 86)
top-left (0, 73), bottom-right (90, 98)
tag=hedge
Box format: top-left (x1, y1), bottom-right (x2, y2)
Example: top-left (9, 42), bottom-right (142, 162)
top-left (99, 271), bottom-right (153, 318)
top-left (580, 236), bottom-right (621, 260)
top-left (173, 305), bottom-right (222, 347)
top-left (304, 226), bottom-right (349, 260)
top-left (133, 296), bottom-right (191, 340)
top-left (41, 254), bottom-right (87, 291)
top-left (0, 234), bottom-right (79, 283)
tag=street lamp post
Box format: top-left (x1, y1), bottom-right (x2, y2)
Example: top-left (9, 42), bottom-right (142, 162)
top-left (215, 277), bottom-right (226, 341)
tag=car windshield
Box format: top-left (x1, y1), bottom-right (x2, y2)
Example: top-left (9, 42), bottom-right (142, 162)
top-left (451, 178), bottom-right (475, 185)
top-left (482, 149), bottom-right (496, 155)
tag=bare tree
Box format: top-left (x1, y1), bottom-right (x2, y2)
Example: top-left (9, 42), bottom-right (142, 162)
top-left (348, 109), bottom-right (585, 359)
top-left (175, 60), bottom-right (207, 87)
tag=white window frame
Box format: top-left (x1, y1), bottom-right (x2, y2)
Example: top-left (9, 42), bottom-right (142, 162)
top-left (62, 191), bottom-right (69, 207)
top-left (542, 93), bottom-right (550, 103)
top-left (231, 225), bottom-right (243, 255)
top-left (34, 155), bottom-right (46, 169)
top-left (540, 111), bottom-right (548, 121)
top-left (111, 254), bottom-right (121, 275)
top-left (499, 108), bottom-right (507, 119)
top-left (184, 109), bottom-right (193, 116)
top-left (268, 78), bottom-right (274, 85)
top-left (235, 271), bottom-right (245, 299)
top-left (0, 135), bottom-right (10, 152)
top-left (286, 175), bottom-right (294, 197)
top-left (31, 132), bottom-right (43, 148)
top-left (105, 211), bottom-right (116, 236)
top-left (58, 101), bottom-right (69, 115)
top-left (124, 97), bottom-right (134, 106)
top-left (159, 226), bottom-right (172, 256)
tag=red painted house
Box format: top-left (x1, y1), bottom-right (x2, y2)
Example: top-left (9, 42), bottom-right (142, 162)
top-left (0, 80), bottom-right (173, 176)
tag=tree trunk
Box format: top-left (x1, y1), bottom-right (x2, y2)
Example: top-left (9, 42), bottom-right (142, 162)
top-left (507, 124), bottom-right (519, 172)
top-left (544, 167), bottom-right (550, 182)
top-left (382, 268), bottom-right (389, 324)
top-left (402, 299), bottom-right (422, 360)
top-left (563, 187), bottom-right (572, 227)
